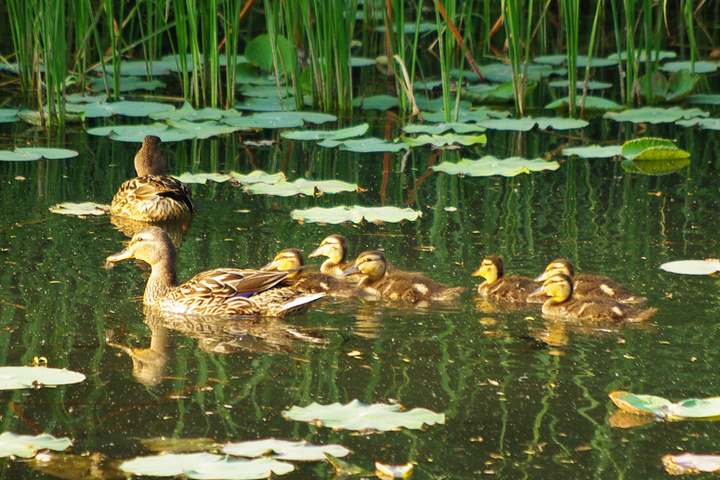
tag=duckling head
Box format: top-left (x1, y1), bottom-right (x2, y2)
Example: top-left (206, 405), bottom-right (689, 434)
top-left (535, 258), bottom-right (574, 282)
top-left (262, 248), bottom-right (304, 280)
top-left (107, 226), bottom-right (176, 269)
top-left (472, 255), bottom-right (504, 284)
top-left (530, 273), bottom-right (573, 303)
top-left (308, 234), bottom-right (348, 264)
top-left (134, 135), bottom-right (167, 176)
top-left (343, 250), bottom-right (387, 282)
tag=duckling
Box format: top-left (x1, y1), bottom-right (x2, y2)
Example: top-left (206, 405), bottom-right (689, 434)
top-left (262, 248), bottom-right (361, 297)
top-left (106, 227), bottom-right (324, 317)
top-left (110, 135), bottom-right (195, 222)
top-left (308, 234), bottom-right (354, 277)
top-left (536, 259), bottom-right (647, 304)
top-left (472, 255), bottom-right (541, 303)
top-left (343, 250), bottom-right (465, 302)
top-left (530, 274), bottom-right (657, 323)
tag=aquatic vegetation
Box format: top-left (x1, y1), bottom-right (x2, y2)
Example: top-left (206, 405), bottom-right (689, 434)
top-left (610, 391), bottom-right (720, 421)
top-left (431, 156), bottom-right (560, 177)
top-left (0, 147), bottom-right (78, 162)
top-left (0, 366), bottom-right (85, 389)
top-left (0, 432), bottom-right (72, 458)
top-left (290, 206), bottom-right (421, 224)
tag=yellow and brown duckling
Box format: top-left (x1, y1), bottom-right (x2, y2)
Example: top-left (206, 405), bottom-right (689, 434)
top-left (110, 135), bottom-right (195, 222)
top-left (308, 234), bottom-right (355, 278)
top-left (472, 255), bottom-right (541, 303)
top-left (106, 227), bottom-right (324, 317)
top-left (343, 250), bottom-right (465, 302)
top-left (262, 248), bottom-right (361, 297)
top-left (530, 274), bottom-right (657, 323)
top-left (535, 258), bottom-right (647, 304)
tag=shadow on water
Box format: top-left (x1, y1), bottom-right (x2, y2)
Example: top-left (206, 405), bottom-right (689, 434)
top-left (0, 122), bottom-right (720, 478)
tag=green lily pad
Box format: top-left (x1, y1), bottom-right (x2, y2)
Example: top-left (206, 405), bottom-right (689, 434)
top-left (66, 101), bottom-right (114, 118)
top-left (432, 156), bottom-right (560, 177)
top-left (173, 173), bottom-right (233, 184)
top-left (14, 148), bottom-right (79, 160)
top-left (222, 439), bottom-right (349, 461)
top-left (534, 55), bottom-right (618, 68)
top-left (0, 109), bottom-right (19, 123)
top-left (661, 60), bottom-right (719, 74)
top-left (229, 170), bottom-right (286, 185)
top-left (245, 178), bottom-right (358, 196)
top-left (413, 97), bottom-right (472, 112)
top-left (676, 117), bottom-right (720, 130)
top-left (401, 133), bottom-right (487, 148)
top-left (223, 111), bottom-right (336, 129)
top-left (668, 397), bottom-right (720, 419)
top-left (402, 123), bottom-right (485, 135)
top-left (463, 82), bottom-right (532, 104)
top-left (609, 391), bottom-right (673, 415)
top-left (149, 102), bottom-right (234, 121)
top-left (477, 117), bottom-right (588, 131)
top-left (604, 106), bottom-right (709, 124)
top-left (120, 453), bottom-right (294, 479)
top-left (608, 50), bottom-right (677, 62)
top-left (245, 34), bottom-right (294, 73)
top-left (478, 63), bottom-right (555, 83)
top-left (621, 138), bottom-right (689, 160)
top-left (610, 391), bottom-right (720, 420)
top-left (350, 57), bottom-right (376, 67)
top-left (319, 137), bottom-right (409, 153)
top-left (563, 145), bottom-right (622, 159)
top-left (0, 151), bottom-right (40, 161)
top-left (374, 22), bottom-right (436, 34)
top-left (107, 101), bottom-right (176, 117)
top-left (90, 75), bottom-right (166, 92)
top-left (281, 123), bottom-right (369, 141)
top-left (0, 432), bottom-right (72, 458)
top-left (422, 107), bottom-right (510, 124)
top-left (290, 206), bottom-right (421, 224)
top-left (660, 259), bottom-right (720, 275)
top-left (283, 399), bottom-right (445, 431)
top-left (0, 366), bottom-right (86, 389)
top-left (623, 157), bottom-right (691, 175)
top-left (87, 124), bottom-right (198, 142)
top-left (94, 59), bottom-right (175, 76)
top-left (352, 94), bottom-right (399, 111)
top-left (49, 202), bottom-right (110, 216)
top-left (239, 85), bottom-right (293, 98)
top-left (686, 94), bottom-right (720, 105)
top-left (638, 70), bottom-right (699, 103)
top-left (167, 120), bottom-right (241, 139)
top-left (545, 95), bottom-right (623, 112)
top-left (547, 80), bottom-right (613, 90)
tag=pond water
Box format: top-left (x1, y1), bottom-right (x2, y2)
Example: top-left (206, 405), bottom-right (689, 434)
top-left (1, 120), bottom-right (720, 480)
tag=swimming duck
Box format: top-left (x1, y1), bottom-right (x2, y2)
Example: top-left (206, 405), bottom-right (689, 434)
top-left (343, 250), bottom-right (465, 302)
top-left (535, 259), bottom-right (647, 304)
top-left (110, 135), bottom-right (195, 222)
top-left (106, 227), bottom-right (324, 317)
top-left (530, 274), bottom-right (657, 323)
top-left (472, 255), bottom-right (541, 303)
top-left (262, 248), bottom-right (361, 297)
top-left (308, 234), bottom-right (354, 277)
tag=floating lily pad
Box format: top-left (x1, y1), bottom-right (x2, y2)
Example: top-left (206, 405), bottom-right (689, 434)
top-left (319, 137), bottom-right (409, 153)
top-left (478, 63), bottom-right (555, 83)
top-left (66, 101), bottom-right (114, 118)
top-left (401, 133), bottom-right (487, 148)
top-left (90, 75), bottom-right (166, 92)
top-left (637, 70), bottom-right (699, 103)
top-left (0, 109), bottom-right (19, 123)
top-left (621, 138), bottom-right (690, 161)
top-left (167, 120), bottom-right (241, 139)
top-left (173, 173), bottom-right (233, 184)
top-left (49, 202), bottom-right (110, 216)
top-left (71, 100), bottom-right (175, 118)
top-left (222, 439), bottom-right (349, 461)
top-left (142, 437), bottom-right (220, 453)
top-left (563, 145), bottom-right (622, 159)
top-left (245, 34), bottom-right (294, 73)
top-left (609, 391), bottom-right (672, 416)
top-left (239, 85), bottom-right (293, 98)
top-left (413, 97), bottom-right (472, 112)
top-left (87, 124), bottom-right (198, 142)
top-left (353, 95), bottom-right (399, 111)
top-left (0, 432), bottom-right (72, 458)
top-left (422, 107), bottom-right (510, 124)
top-left (0, 366), bottom-right (86, 389)
top-left (149, 102), bottom-right (236, 121)
top-left (374, 22), bottom-right (435, 34)
top-left (610, 391), bottom-right (720, 420)
top-left (94, 59), bottom-right (175, 76)
top-left (661, 60), bottom-right (719, 74)
top-left (534, 55), bottom-right (618, 68)
top-left (223, 111), bottom-right (336, 129)
top-left (547, 80), bottom-right (613, 90)
top-left (350, 57), bottom-right (376, 67)
top-left (245, 179), bottom-right (358, 196)
top-left (676, 117), bottom-right (720, 130)
top-left (281, 124), bottom-right (369, 141)
top-left (686, 94), bottom-right (720, 105)
top-left (432, 156), bottom-right (560, 177)
top-left (604, 106), bottom-right (708, 124)
top-left (235, 96), bottom-right (299, 112)
top-left (120, 453), bottom-right (294, 479)
top-left (477, 116), bottom-right (588, 131)
top-left (290, 206), bottom-right (421, 224)
top-left (663, 453), bottom-right (720, 475)
top-left (0, 147), bottom-right (78, 162)
top-left (545, 95), bottom-right (623, 112)
top-left (660, 259), bottom-right (720, 275)
top-left (608, 50), bottom-right (677, 62)
top-left (229, 170), bottom-right (286, 185)
top-left (283, 399), bottom-right (445, 431)
top-left (463, 82), bottom-right (532, 104)
top-left (402, 123), bottom-right (485, 135)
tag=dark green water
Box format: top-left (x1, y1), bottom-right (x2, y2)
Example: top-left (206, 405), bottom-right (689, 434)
top-left (1, 121), bottom-right (720, 479)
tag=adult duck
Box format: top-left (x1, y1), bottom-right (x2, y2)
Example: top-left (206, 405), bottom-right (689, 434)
top-left (106, 227), bottom-right (324, 317)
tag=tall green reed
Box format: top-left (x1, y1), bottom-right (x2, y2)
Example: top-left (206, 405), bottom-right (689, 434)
top-left (559, 0), bottom-right (578, 117)
top-left (501, 0), bottom-right (535, 116)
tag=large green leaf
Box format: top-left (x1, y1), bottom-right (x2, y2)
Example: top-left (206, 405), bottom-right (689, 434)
top-left (432, 156), bottom-right (560, 177)
top-left (90, 75), bottom-right (166, 92)
top-left (660, 259), bottom-right (720, 275)
top-left (478, 63), bottom-right (554, 82)
top-left (120, 453), bottom-right (294, 479)
top-left (661, 60), bottom-right (719, 74)
top-left (621, 138), bottom-right (689, 160)
top-left (173, 173), bottom-right (233, 184)
top-left (223, 112), bottom-right (336, 130)
top-left (244, 34), bottom-right (293, 73)
top-left (668, 397), bottom-right (720, 419)
top-left (401, 133), bottom-right (487, 148)
top-left (0, 432), bottom-right (72, 458)
top-left (604, 106), bottom-right (708, 124)
top-left (281, 124), bottom-right (368, 141)
top-left (625, 158), bottom-right (690, 175)
top-left (229, 171), bottom-right (286, 185)
top-left (290, 206), bottom-right (421, 224)
top-left (477, 117), bottom-right (588, 131)
top-left (563, 145), bottom-right (622, 159)
top-left (0, 147), bottom-right (78, 162)
top-left (422, 107), bottom-right (510, 124)
top-left (609, 391), bottom-right (672, 415)
top-left (283, 399), bottom-right (445, 431)
top-left (352, 94), bottom-right (399, 111)
top-left (167, 120), bottom-right (241, 139)
top-left (402, 123), bottom-right (485, 135)
top-left (547, 80), bottom-right (613, 91)
top-left (0, 109), bottom-right (19, 123)
top-left (0, 366), bottom-right (86, 389)
top-left (245, 179), bottom-right (358, 196)
top-left (222, 439), bottom-right (349, 461)
top-left (676, 117), bottom-right (720, 130)
top-left (319, 138), bottom-right (408, 153)
top-left (545, 96), bottom-right (622, 112)
top-left (149, 102), bottom-right (235, 121)
top-left (610, 391), bottom-right (720, 420)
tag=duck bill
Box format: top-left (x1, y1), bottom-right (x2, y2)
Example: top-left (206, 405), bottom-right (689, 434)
top-left (528, 285), bottom-right (548, 298)
top-left (106, 249), bottom-right (135, 263)
top-left (342, 265), bottom-right (359, 276)
top-left (471, 267), bottom-right (484, 278)
top-left (261, 261), bottom-right (279, 271)
top-left (534, 272), bottom-right (548, 282)
top-left (307, 247), bottom-right (323, 258)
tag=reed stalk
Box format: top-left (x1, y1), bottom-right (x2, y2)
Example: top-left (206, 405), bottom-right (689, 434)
top-left (502, 0), bottom-right (534, 116)
top-left (559, 0), bottom-right (579, 117)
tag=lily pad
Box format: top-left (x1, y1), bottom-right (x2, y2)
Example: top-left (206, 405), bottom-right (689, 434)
top-left (352, 95), bottom-right (399, 111)
top-left (120, 453), bottom-right (294, 479)
top-left (0, 109), bottom-right (19, 123)
top-left (604, 106), bottom-right (708, 124)
top-left (545, 95), bottom-right (622, 112)
top-left (49, 202), bottom-right (110, 216)
top-left (463, 82), bottom-right (532, 104)
top-left (0, 366), bottom-right (86, 389)
top-left (622, 158), bottom-right (690, 175)
top-left (686, 94), bottom-right (720, 105)
top-left (608, 50), bottom-right (677, 62)
top-left (609, 391), bottom-right (720, 420)
top-left (0, 432), bottom-right (72, 458)
top-left (245, 34), bottom-right (294, 73)
top-left (401, 133), bottom-right (487, 148)
top-left (235, 96), bottom-right (299, 112)
top-left (149, 102), bottom-right (235, 121)
top-left (173, 173), bottom-right (233, 184)
top-left (609, 391), bottom-right (672, 416)
top-left (222, 439), bottom-right (349, 461)
top-left (676, 117), bottom-right (720, 130)
top-left (319, 138), bottom-right (409, 153)
top-left (90, 75), bottom-right (166, 92)
top-left (222, 111), bottom-right (336, 129)
top-left (431, 156), bottom-right (560, 177)
top-left (413, 97), bottom-right (472, 112)
top-left (245, 178), bottom-right (358, 196)
top-left (290, 206), bottom-right (421, 224)
top-left (86, 124), bottom-right (198, 142)
top-left (167, 120), bottom-right (241, 139)
top-left (402, 123), bottom-right (485, 135)
top-left (547, 80), bottom-right (613, 90)
top-left (422, 107), bottom-right (510, 124)
top-left (534, 55), bottom-right (618, 68)
top-left (478, 63), bottom-right (555, 83)
top-left (660, 259), bottom-right (720, 276)
top-left (281, 123), bottom-right (369, 141)
top-left (663, 453), bottom-right (720, 475)
top-left (0, 147), bottom-right (78, 162)
top-left (637, 70), bottom-right (699, 103)
top-left (661, 60), bottom-right (719, 74)
top-left (229, 170), bottom-right (286, 185)
top-left (621, 138), bottom-right (689, 161)
top-left (563, 145), bottom-right (622, 159)
top-left (283, 399), bottom-right (445, 431)
top-left (477, 117), bottom-right (588, 131)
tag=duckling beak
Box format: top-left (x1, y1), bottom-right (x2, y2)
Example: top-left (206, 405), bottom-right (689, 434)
top-left (534, 272), bottom-right (548, 282)
top-left (261, 260), bottom-right (278, 271)
top-left (106, 249), bottom-right (135, 263)
top-left (471, 267), bottom-right (484, 277)
top-left (528, 285), bottom-right (548, 298)
top-left (307, 247), bottom-right (323, 258)
top-left (342, 265), bottom-right (359, 276)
